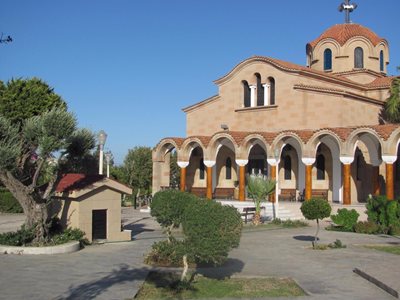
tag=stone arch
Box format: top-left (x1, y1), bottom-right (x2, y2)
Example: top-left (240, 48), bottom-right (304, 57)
top-left (272, 132), bottom-right (305, 194)
top-left (180, 138), bottom-right (207, 161)
top-left (346, 128), bottom-right (383, 202)
top-left (346, 128), bottom-right (382, 165)
top-left (207, 133), bottom-right (238, 162)
top-left (306, 130), bottom-right (343, 202)
top-left (241, 134), bottom-right (270, 158)
top-left (384, 127), bottom-right (400, 155)
top-left (152, 138), bottom-right (182, 195)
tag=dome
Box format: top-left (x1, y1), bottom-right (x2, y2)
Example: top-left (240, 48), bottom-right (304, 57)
top-left (308, 24), bottom-right (386, 48)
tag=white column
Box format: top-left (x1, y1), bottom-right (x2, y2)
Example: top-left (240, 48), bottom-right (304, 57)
top-left (249, 85), bottom-right (256, 107)
top-left (263, 84), bottom-right (270, 106)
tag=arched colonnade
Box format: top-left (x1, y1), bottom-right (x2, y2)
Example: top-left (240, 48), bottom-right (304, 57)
top-left (152, 124), bottom-right (400, 204)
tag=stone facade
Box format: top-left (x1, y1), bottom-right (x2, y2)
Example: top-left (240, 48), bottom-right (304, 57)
top-left (153, 23), bottom-right (400, 205)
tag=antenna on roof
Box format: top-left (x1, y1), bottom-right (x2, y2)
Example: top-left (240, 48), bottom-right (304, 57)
top-left (338, 0), bottom-right (357, 23)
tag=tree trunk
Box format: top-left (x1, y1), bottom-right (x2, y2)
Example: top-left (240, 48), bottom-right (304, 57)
top-left (252, 212), bottom-right (262, 226)
top-left (0, 170), bottom-right (50, 242)
top-left (181, 254), bottom-right (189, 282)
top-left (313, 219), bottom-right (320, 249)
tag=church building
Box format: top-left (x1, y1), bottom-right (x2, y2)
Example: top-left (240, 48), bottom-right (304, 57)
top-left (152, 3), bottom-right (400, 206)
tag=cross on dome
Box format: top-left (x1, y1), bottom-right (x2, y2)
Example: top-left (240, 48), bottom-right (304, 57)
top-left (338, 0), bottom-right (358, 23)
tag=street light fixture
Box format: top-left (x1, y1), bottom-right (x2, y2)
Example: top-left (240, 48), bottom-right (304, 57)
top-left (98, 130), bottom-right (107, 175)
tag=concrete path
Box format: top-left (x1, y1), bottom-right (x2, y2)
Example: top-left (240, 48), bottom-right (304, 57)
top-left (0, 208), bottom-right (163, 300)
top-left (1, 208), bottom-right (399, 299)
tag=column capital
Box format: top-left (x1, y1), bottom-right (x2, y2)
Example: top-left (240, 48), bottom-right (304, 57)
top-left (262, 83), bottom-right (270, 87)
top-left (340, 156), bottom-right (354, 165)
top-left (235, 159), bottom-right (248, 167)
top-left (177, 161), bottom-right (189, 168)
top-left (203, 160), bottom-right (216, 168)
top-left (267, 158), bottom-right (279, 166)
top-left (301, 157), bottom-right (316, 165)
top-left (249, 84), bottom-right (257, 89)
top-left (382, 155), bottom-right (397, 164)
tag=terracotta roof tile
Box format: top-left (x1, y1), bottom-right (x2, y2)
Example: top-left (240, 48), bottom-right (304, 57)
top-left (56, 173), bottom-right (105, 193)
top-left (365, 77), bottom-right (396, 88)
top-left (308, 24), bottom-right (386, 48)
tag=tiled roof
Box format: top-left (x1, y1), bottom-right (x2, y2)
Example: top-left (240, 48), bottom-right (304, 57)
top-left (56, 173), bottom-right (105, 193)
top-left (308, 24), bottom-right (386, 48)
top-left (156, 124), bottom-right (400, 151)
top-left (365, 76), bottom-right (397, 88)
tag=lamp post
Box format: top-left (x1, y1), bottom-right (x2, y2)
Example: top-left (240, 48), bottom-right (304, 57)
top-left (98, 130), bottom-right (107, 175)
top-left (105, 151), bottom-right (112, 178)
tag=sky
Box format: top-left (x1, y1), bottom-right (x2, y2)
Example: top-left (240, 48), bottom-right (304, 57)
top-left (1, 0), bottom-right (399, 164)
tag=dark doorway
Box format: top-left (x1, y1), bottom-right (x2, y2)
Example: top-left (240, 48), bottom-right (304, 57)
top-left (92, 209), bottom-right (107, 240)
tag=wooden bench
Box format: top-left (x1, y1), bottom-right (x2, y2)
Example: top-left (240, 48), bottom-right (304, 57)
top-left (298, 189), bottom-right (328, 201)
top-left (213, 188), bottom-right (234, 199)
top-left (279, 189), bottom-right (296, 202)
top-left (241, 206), bottom-right (265, 224)
top-left (311, 189), bottom-right (328, 200)
top-left (190, 187), bottom-right (207, 198)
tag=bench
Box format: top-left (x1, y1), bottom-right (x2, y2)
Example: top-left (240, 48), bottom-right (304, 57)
top-left (279, 189), bottom-right (296, 202)
top-left (213, 188), bottom-right (234, 199)
top-left (190, 187), bottom-right (207, 198)
top-left (241, 206), bottom-right (265, 224)
top-left (298, 189), bottom-right (328, 201)
top-left (311, 189), bottom-right (328, 200)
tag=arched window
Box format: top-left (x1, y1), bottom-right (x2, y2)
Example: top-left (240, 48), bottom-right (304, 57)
top-left (256, 73), bottom-right (264, 106)
top-left (324, 48), bottom-right (332, 71)
top-left (268, 77), bottom-right (275, 105)
top-left (225, 157), bottom-right (232, 180)
top-left (316, 154), bottom-right (325, 180)
top-left (380, 50), bottom-right (384, 72)
top-left (354, 47), bottom-right (364, 68)
top-left (284, 155), bottom-right (291, 180)
top-left (242, 81), bottom-right (250, 107)
top-left (199, 158), bottom-right (205, 180)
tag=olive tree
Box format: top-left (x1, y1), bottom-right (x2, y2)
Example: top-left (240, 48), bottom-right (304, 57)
top-left (0, 109), bottom-right (95, 242)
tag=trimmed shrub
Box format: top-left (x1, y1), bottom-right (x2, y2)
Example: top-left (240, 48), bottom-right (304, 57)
top-left (366, 195), bottom-right (400, 228)
top-left (330, 208), bottom-right (359, 231)
top-left (0, 225), bottom-right (35, 246)
top-left (354, 221), bottom-right (381, 234)
top-left (301, 198), bottom-right (331, 248)
top-left (0, 189), bottom-right (23, 213)
top-left (144, 238), bottom-right (187, 267)
top-left (49, 228), bottom-right (87, 245)
top-left (388, 224), bottom-right (400, 236)
top-left (182, 199), bottom-right (242, 266)
top-left (150, 190), bottom-right (198, 240)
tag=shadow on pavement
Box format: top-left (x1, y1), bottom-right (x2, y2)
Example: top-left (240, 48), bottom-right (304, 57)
top-left (293, 235), bottom-right (319, 242)
top-left (55, 264), bottom-right (149, 300)
top-left (195, 258), bottom-right (245, 280)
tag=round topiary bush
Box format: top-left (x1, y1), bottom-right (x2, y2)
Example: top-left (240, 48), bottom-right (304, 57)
top-left (182, 199), bottom-right (242, 266)
top-left (300, 198), bottom-right (331, 248)
top-left (150, 190), bottom-right (197, 240)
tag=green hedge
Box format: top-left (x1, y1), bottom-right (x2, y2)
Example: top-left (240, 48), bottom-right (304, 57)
top-left (331, 208), bottom-right (359, 231)
top-left (0, 189), bottom-right (23, 213)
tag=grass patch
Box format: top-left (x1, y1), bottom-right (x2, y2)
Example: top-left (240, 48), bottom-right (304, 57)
top-left (135, 271), bottom-right (305, 299)
top-left (364, 245), bottom-right (400, 255)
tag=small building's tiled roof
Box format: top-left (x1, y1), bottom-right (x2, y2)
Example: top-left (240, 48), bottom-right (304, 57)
top-left (308, 24), bottom-right (386, 48)
top-left (56, 173), bottom-right (105, 193)
top-left (365, 76), bottom-right (398, 88)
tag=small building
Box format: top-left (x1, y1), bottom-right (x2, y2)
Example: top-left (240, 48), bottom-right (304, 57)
top-left (52, 173), bottom-right (132, 242)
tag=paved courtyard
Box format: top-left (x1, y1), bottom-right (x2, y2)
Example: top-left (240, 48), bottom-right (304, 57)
top-left (0, 208), bottom-right (399, 299)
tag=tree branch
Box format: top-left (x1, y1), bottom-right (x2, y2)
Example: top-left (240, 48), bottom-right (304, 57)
top-left (30, 157), bottom-right (44, 189)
